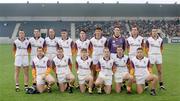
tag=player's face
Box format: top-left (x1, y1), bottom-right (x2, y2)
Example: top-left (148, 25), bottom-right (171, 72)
top-left (103, 49), bottom-right (110, 58)
top-left (18, 31), bottom-right (25, 39)
top-left (114, 28), bottom-right (120, 37)
top-left (131, 27), bottom-right (138, 37)
top-left (116, 47), bottom-right (124, 56)
top-left (137, 49), bottom-right (144, 59)
top-left (151, 29), bottom-right (158, 37)
top-left (80, 31), bottom-right (86, 40)
top-left (81, 51), bottom-right (88, 59)
top-left (48, 29), bottom-right (55, 38)
top-left (95, 29), bottom-right (102, 38)
top-left (34, 30), bottom-right (40, 38)
top-left (57, 49), bottom-right (64, 58)
top-left (37, 48), bottom-right (44, 57)
top-left (61, 31), bottom-right (68, 39)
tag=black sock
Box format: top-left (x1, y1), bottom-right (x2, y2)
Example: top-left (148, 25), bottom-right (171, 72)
top-left (24, 85), bottom-right (28, 88)
top-left (33, 83), bottom-right (36, 86)
top-left (159, 82), bottom-right (163, 86)
top-left (151, 89), bottom-right (155, 92)
top-left (145, 82), bottom-right (149, 87)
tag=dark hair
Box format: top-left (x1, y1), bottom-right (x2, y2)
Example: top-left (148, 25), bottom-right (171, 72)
top-left (57, 47), bottom-right (64, 51)
top-left (80, 29), bottom-right (86, 33)
top-left (116, 46), bottom-right (124, 50)
top-left (37, 47), bottom-right (44, 51)
top-left (131, 25), bottom-right (139, 30)
top-left (61, 29), bottom-right (68, 32)
top-left (137, 47), bottom-right (143, 51)
top-left (95, 26), bottom-right (102, 31)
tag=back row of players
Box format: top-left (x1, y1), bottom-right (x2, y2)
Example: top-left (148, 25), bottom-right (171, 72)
top-left (13, 26), bottom-right (165, 95)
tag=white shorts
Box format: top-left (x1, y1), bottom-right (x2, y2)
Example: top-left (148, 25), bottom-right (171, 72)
top-left (78, 74), bottom-right (92, 84)
top-left (149, 54), bottom-right (162, 64)
top-left (114, 72), bottom-right (129, 83)
top-left (36, 74), bottom-right (53, 85)
top-left (98, 72), bottom-right (112, 86)
top-left (57, 73), bottom-right (74, 84)
top-left (135, 74), bottom-right (149, 85)
top-left (14, 55), bottom-right (29, 67)
top-left (92, 55), bottom-right (103, 65)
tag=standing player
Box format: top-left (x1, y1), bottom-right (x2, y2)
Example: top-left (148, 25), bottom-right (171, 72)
top-left (113, 46), bottom-right (133, 93)
top-left (146, 28), bottom-right (165, 90)
top-left (57, 29), bottom-right (75, 62)
top-left (32, 47), bottom-right (55, 93)
top-left (74, 29), bottom-right (93, 57)
top-left (13, 30), bottom-right (31, 92)
top-left (108, 26), bottom-right (126, 59)
top-left (130, 47), bottom-right (158, 96)
top-left (95, 48), bottom-right (116, 94)
top-left (44, 28), bottom-right (58, 60)
top-left (90, 27), bottom-right (108, 81)
top-left (75, 48), bottom-right (93, 94)
top-left (127, 26), bottom-right (144, 60)
top-left (29, 29), bottom-right (45, 86)
top-left (52, 47), bottom-right (75, 93)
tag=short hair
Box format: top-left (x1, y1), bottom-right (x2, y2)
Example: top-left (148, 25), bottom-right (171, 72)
top-left (103, 47), bottom-right (110, 51)
top-left (114, 25), bottom-right (120, 29)
top-left (95, 26), bottom-right (102, 31)
top-left (80, 29), bottom-right (86, 33)
top-left (116, 46), bottom-right (124, 50)
top-left (131, 25), bottom-right (139, 30)
top-left (34, 28), bottom-right (40, 31)
top-left (37, 47), bottom-right (44, 51)
top-left (57, 47), bottom-right (64, 51)
top-left (81, 48), bottom-right (87, 52)
top-left (137, 47), bottom-right (143, 51)
top-left (61, 29), bottom-right (68, 32)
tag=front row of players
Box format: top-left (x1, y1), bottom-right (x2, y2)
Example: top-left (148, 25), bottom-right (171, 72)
top-left (31, 46), bottom-right (158, 95)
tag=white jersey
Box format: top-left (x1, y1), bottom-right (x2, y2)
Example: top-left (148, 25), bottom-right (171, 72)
top-left (90, 36), bottom-right (107, 56)
top-left (113, 55), bottom-right (129, 73)
top-left (45, 37), bottom-right (58, 54)
top-left (131, 57), bottom-right (150, 76)
top-left (29, 37), bottom-right (45, 56)
top-left (76, 56), bottom-right (93, 75)
top-left (13, 38), bottom-right (30, 56)
top-left (127, 36), bottom-right (144, 56)
top-left (57, 38), bottom-right (74, 56)
top-left (75, 39), bottom-right (91, 56)
top-left (98, 57), bottom-right (114, 76)
top-left (52, 56), bottom-right (71, 75)
top-left (146, 37), bottom-right (163, 55)
top-left (32, 56), bottom-right (50, 76)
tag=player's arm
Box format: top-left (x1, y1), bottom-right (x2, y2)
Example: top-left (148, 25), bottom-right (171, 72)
top-left (107, 38), bottom-right (111, 51)
top-left (68, 58), bottom-right (73, 72)
top-left (27, 43), bottom-right (31, 54)
top-left (129, 60), bottom-right (135, 77)
top-left (90, 61), bottom-right (93, 71)
top-left (104, 39), bottom-right (108, 47)
top-left (32, 61), bottom-right (37, 82)
top-left (126, 40), bottom-right (130, 53)
top-left (45, 60), bottom-right (52, 76)
top-left (160, 41), bottom-right (163, 54)
top-left (51, 60), bottom-right (56, 74)
top-left (75, 60), bottom-right (78, 71)
top-left (88, 42), bottom-right (93, 57)
top-left (126, 58), bottom-right (131, 72)
top-left (123, 38), bottom-right (126, 52)
top-left (43, 40), bottom-right (46, 52)
top-left (147, 60), bottom-right (153, 74)
top-left (145, 40), bottom-right (149, 56)
top-left (71, 41), bottom-right (76, 56)
top-left (96, 61), bottom-right (101, 72)
top-left (12, 42), bottom-right (16, 57)
top-left (141, 39), bottom-right (145, 51)
top-left (112, 62), bottom-right (117, 73)
top-left (74, 42), bottom-right (78, 56)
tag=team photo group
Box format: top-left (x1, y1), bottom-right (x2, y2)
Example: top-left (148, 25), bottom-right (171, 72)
top-left (13, 25), bottom-right (166, 96)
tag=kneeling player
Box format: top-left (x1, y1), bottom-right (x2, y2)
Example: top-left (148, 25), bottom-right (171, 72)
top-left (113, 46), bottom-right (133, 93)
top-left (95, 47), bottom-right (116, 94)
top-left (32, 47), bottom-right (55, 93)
top-left (130, 48), bottom-right (158, 96)
top-left (52, 47), bottom-right (75, 93)
top-left (76, 48), bottom-right (93, 94)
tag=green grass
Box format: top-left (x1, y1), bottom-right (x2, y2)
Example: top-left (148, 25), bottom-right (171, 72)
top-left (0, 44), bottom-right (180, 101)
